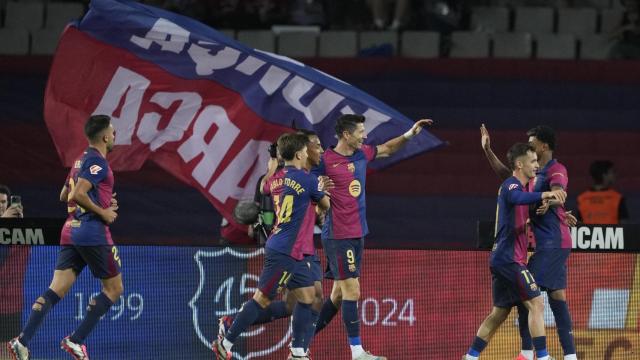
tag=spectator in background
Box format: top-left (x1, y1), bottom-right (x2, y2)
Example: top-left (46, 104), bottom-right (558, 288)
top-left (577, 160), bottom-right (629, 224)
top-left (1, 185), bottom-right (23, 219)
top-left (0, 185), bottom-right (29, 349)
top-left (323, 0), bottom-right (371, 30)
top-left (416, 0), bottom-right (467, 35)
top-left (250, 142), bottom-right (281, 245)
top-left (610, 0), bottom-right (640, 59)
top-left (221, 143), bottom-right (282, 246)
top-left (369, 0), bottom-right (411, 30)
top-left (290, 0), bottom-right (325, 26)
top-left (205, 0), bottom-right (291, 29)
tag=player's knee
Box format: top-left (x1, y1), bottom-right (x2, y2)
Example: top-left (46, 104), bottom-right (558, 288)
top-left (331, 289), bottom-right (343, 304)
top-left (340, 279), bottom-right (360, 300)
top-left (489, 307), bottom-right (509, 323)
top-left (314, 284), bottom-right (323, 300)
top-left (330, 283), bottom-right (341, 298)
top-left (32, 297), bottom-right (46, 311)
top-left (528, 297), bottom-right (544, 314)
top-left (114, 282), bottom-right (124, 296)
top-left (253, 291), bottom-right (271, 308)
top-left (301, 290), bottom-right (316, 305)
top-left (342, 286), bottom-right (360, 300)
top-left (549, 289), bottom-right (566, 301)
top-left (104, 282), bottom-right (124, 298)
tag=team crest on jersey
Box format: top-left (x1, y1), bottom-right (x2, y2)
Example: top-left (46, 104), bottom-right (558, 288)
top-left (189, 248), bottom-right (292, 359)
top-left (508, 184), bottom-right (519, 191)
top-left (89, 165), bottom-right (102, 175)
top-left (347, 163), bottom-right (355, 173)
top-left (530, 283), bottom-right (538, 291)
top-left (349, 180), bottom-right (361, 197)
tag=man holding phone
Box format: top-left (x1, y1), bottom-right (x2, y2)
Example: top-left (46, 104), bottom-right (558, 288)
top-left (0, 184), bottom-right (28, 353)
top-left (0, 185), bottom-right (23, 219)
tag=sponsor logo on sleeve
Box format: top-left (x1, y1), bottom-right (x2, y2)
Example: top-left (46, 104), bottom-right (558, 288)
top-left (90, 165), bottom-right (103, 175)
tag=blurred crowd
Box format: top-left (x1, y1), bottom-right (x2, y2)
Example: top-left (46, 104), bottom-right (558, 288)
top-left (27, 0), bottom-right (626, 58)
top-left (610, 0), bottom-right (640, 58)
top-left (139, 0), bottom-right (477, 32)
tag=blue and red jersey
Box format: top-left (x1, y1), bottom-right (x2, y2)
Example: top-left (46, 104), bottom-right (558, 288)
top-left (65, 154), bottom-right (84, 217)
top-left (70, 147), bottom-right (115, 245)
top-left (490, 176), bottom-right (543, 267)
top-left (528, 159), bottom-right (572, 249)
top-left (60, 152), bottom-right (85, 246)
top-left (315, 144), bottom-right (376, 240)
top-left (263, 166), bottom-right (324, 260)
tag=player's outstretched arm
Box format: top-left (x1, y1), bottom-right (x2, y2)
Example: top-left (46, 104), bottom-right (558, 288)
top-left (480, 124), bottom-right (511, 180)
top-left (376, 118), bottom-right (433, 158)
top-left (543, 189), bottom-right (567, 203)
top-left (71, 178), bottom-right (117, 225)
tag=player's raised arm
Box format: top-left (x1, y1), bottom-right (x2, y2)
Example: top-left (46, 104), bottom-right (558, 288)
top-left (71, 178), bottom-right (117, 225)
top-left (375, 118), bottom-right (433, 158)
top-left (481, 124), bottom-right (511, 180)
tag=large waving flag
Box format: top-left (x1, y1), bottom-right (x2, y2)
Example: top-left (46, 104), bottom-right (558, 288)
top-left (44, 0), bottom-right (444, 220)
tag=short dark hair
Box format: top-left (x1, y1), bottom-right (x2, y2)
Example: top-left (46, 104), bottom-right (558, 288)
top-left (296, 129), bottom-right (318, 143)
top-left (590, 160), bottom-right (614, 184)
top-left (84, 115), bottom-right (111, 142)
top-left (526, 125), bottom-right (556, 151)
top-left (335, 114), bottom-right (365, 138)
top-left (0, 184), bottom-right (10, 198)
top-left (277, 133), bottom-right (308, 161)
top-left (507, 143), bottom-right (536, 170)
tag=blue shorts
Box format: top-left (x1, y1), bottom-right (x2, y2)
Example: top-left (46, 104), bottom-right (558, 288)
top-left (322, 237), bottom-right (363, 280)
top-left (528, 248), bottom-right (571, 291)
top-left (70, 220), bottom-right (113, 245)
top-left (258, 248), bottom-right (316, 300)
top-left (491, 263), bottom-right (541, 308)
top-left (310, 254), bottom-right (322, 282)
top-left (323, 261), bottom-right (333, 280)
top-left (55, 245), bottom-right (121, 279)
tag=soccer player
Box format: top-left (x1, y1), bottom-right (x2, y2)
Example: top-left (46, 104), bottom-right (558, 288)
top-left (313, 114), bottom-right (432, 360)
top-left (481, 124), bottom-right (578, 360)
top-left (7, 115), bottom-right (122, 360)
top-left (217, 130), bottom-right (330, 357)
top-left (463, 143), bottom-right (566, 360)
top-left (295, 129), bottom-right (333, 355)
top-left (212, 133), bottom-right (330, 360)
top-left (0, 184), bottom-right (27, 350)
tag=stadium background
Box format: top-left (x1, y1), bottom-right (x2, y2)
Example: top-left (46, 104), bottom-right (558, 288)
top-left (2, 2), bottom-right (640, 359)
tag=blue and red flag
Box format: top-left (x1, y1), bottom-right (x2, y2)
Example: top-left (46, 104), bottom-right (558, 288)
top-left (44, 0), bottom-right (444, 220)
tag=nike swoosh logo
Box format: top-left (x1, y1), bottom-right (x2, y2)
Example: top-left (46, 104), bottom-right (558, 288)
top-left (332, 163), bottom-right (341, 168)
